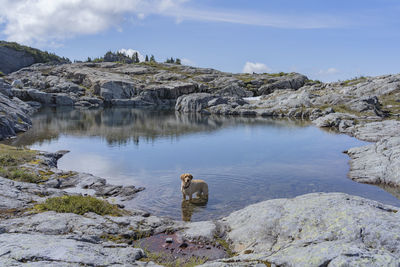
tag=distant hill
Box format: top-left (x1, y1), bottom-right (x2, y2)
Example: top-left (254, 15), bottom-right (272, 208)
top-left (0, 41), bottom-right (69, 74)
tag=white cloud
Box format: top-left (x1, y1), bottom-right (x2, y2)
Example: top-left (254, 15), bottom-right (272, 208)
top-left (171, 8), bottom-right (346, 29)
top-left (118, 48), bottom-right (145, 62)
top-left (0, 0), bottom-right (186, 45)
top-left (242, 62), bottom-right (271, 74)
top-left (318, 68), bottom-right (339, 75)
top-left (181, 58), bottom-right (195, 66)
top-left (0, 0), bottom-right (346, 46)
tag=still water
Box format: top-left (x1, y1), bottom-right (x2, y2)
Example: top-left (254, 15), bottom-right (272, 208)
top-left (5, 107), bottom-right (400, 221)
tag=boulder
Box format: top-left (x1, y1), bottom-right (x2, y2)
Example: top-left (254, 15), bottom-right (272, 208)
top-left (312, 113), bottom-right (357, 128)
top-left (11, 79), bottom-right (24, 88)
top-left (175, 93), bottom-right (217, 113)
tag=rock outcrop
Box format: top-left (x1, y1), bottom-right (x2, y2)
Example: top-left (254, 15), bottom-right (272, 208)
top-left (0, 79), bottom-right (37, 140)
top-left (198, 193), bottom-right (400, 266)
top-left (0, 41), bottom-right (68, 74)
top-left (5, 62), bottom-right (307, 109)
top-left (0, 45), bottom-right (35, 74)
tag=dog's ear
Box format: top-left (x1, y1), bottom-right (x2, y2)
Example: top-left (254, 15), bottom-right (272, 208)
top-left (188, 174), bottom-right (193, 180)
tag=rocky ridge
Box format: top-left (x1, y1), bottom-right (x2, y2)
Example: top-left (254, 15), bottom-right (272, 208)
top-left (5, 62), bottom-right (307, 108)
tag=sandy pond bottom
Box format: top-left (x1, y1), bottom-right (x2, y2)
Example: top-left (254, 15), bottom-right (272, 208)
top-left (5, 107), bottom-right (400, 221)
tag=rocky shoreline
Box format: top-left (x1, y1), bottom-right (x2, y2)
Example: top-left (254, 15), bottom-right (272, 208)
top-left (1, 61), bottom-right (400, 266)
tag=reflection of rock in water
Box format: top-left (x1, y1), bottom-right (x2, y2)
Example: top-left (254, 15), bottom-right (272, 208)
top-left (181, 199), bottom-right (208, 222)
top-left (378, 184), bottom-right (400, 200)
top-left (3, 107), bottom-right (310, 147)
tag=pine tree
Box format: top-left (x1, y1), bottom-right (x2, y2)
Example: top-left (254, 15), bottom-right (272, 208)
top-left (133, 52), bottom-right (139, 63)
top-left (145, 55), bottom-right (149, 62)
top-left (150, 55), bottom-right (155, 62)
top-left (175, 58), bottom-right (181, 65)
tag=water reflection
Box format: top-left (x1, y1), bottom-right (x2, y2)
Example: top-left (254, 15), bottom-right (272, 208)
top-left (181, 199), bottom-right (208, 222)
top-left (4, 107), bottom-right (400, 221)
top-left (4, 107), bottom-right (310, 147)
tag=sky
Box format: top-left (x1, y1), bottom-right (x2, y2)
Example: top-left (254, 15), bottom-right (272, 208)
top-left (0, 0), bottom-right (399, 82)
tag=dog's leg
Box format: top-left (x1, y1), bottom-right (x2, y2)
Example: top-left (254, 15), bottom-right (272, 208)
top-left (189, 194), bottom-right (192, 201)
top-left (182, 193), bottom-right (186, 200)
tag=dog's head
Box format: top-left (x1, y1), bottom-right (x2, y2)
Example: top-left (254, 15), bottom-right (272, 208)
top-left (180, 173), bottom-right (193, 187)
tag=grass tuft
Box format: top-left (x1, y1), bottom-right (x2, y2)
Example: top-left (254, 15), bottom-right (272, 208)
top-left (140, 249), bottom-right (207, 267)
top-left (34, 195), bottom-right (124, 216)
top-left (0, 166), bottom-right (42, 183)
top-left (340, 76), bottom-right (367, 86)
top-left (215, 237), bottom-right (236, 257)
top-left (0, 144), bottom-right (37, 166)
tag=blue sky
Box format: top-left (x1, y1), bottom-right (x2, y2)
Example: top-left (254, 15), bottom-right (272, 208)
top-left (0, 0), bottom-right (399, 81)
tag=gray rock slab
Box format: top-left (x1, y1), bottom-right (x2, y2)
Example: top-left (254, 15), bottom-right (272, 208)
top-left (177, 221), bottom-right (218, 242)
top-left (0, 46), bottom-right (35, 74)
top-left (349, 120), bottom-right (400, 142)
top-left (0, 177), bottom-right (64, 210)
top-left (0, 233), bottom-right (145, 266)
top-left (216, 193), bottom-right (400, 266)
top-left (347, 136), bottom-right (400, 186)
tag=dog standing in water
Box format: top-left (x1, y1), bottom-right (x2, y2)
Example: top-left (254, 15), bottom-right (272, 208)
top-left (180, 173), bottom-right (208, 200)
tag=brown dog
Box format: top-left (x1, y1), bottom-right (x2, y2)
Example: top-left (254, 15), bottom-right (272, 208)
top-left (180, 173), bottom-right (208, 201)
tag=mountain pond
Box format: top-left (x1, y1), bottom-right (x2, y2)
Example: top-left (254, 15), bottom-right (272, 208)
top-left (5, 107), bottom-right (400, 221)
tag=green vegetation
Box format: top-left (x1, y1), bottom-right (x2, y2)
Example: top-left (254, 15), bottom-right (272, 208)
top-left (139, 248), bottom-right (207, 267)
top-left (215, 237), bottom-right (236, 257)
top-left (306, 79), bottom-right (322, 84)
top-left (0, 144), bottom-right (37, 166)
top-left (0, 166), bottom-right (41, 183)
top-left (379, 91), bottom-right (400, 117)
top-left (165, 57), bottom-right (181, 65)
top-left (0, 144), bottom-right (43, 183)
top-left (340, 76), bottom-right (367, 86)
top-left (268, 72), bottom-right (289, 77)
top-left (237, 74), bottom-right (254, 84)
top-left (0, 71), bottom-right (4, 77)
top-left (34, 195), bottom-right (124, 216)
top-left (89, 51), bottom-right (156, 64)
top-left (0, 41), bottom-right (70, 64)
